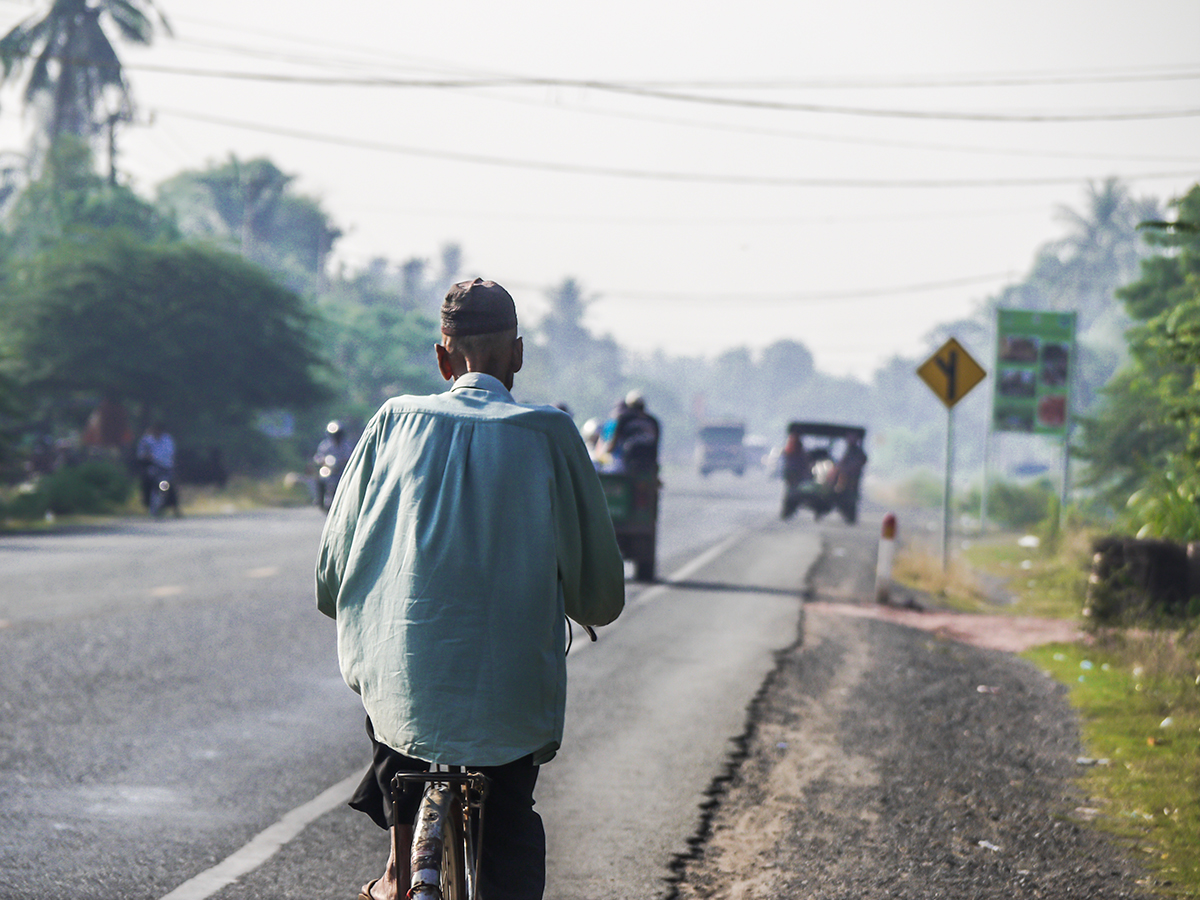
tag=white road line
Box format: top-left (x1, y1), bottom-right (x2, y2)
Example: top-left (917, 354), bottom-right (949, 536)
top-left (156, 773), bottom-right (361, 900)
top-left (629, 528), bottom-right (748, 609)
top-left (159, 532), bottom-right (749, 899)
top-left (568, 529), bottom-right (749, 655)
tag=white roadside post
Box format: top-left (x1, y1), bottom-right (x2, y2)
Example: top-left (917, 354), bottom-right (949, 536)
top-left (875, 512), bottom-right (897, 604)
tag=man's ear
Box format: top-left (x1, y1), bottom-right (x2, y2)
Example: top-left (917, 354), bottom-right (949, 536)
top-left (511, 336), bottom-right (524, 374)
top-left (435, 343), bottom-right (456, 382)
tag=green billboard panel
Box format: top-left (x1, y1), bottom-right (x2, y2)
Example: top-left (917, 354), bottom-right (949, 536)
top-left (993, 309), bottom-right (1075, 435)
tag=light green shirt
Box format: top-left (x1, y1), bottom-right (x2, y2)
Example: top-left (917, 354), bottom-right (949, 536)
top-left (316, 373), bottom-right (625, 767)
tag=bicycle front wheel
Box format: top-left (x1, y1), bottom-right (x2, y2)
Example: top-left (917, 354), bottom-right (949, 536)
top-left (410, 785), bottom-right (468, 900)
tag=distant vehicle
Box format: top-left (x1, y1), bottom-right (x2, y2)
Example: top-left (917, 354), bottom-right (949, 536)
top-left (314, 420), bottom-right (354, 512)
top-left (1011, 460), bottom-right (1051, 477)
top-left (696, 422), bottom-right (746, 476)
top-left (779, 422), bottom-right (867, 524)
top-left (742, 435), bottom-right (771, 471)
top-left (600, 469), bottom-right (659, 581)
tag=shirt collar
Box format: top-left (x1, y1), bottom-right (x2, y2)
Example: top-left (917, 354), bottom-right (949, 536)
top-left (451, 371), bottom-right (515, 402)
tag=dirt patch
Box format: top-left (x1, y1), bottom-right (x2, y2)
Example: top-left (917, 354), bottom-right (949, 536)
top-left (669, 527), bottom-right (1155, 900)
top-left (807, 600), bottom-right (1085, 654)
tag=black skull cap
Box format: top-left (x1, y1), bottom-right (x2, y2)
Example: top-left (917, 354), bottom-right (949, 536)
top-left (440, 278), bottom-right (518, 336)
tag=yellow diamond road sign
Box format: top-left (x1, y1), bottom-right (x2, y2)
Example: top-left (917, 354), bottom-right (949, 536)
top-left (917, 338), bottom-right (987, 408)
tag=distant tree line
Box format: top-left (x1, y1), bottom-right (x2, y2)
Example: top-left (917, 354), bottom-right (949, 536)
top-left (0, 0), bottom-right (1196, 542)
top-left (0, 147), bottom-right (1189, 508)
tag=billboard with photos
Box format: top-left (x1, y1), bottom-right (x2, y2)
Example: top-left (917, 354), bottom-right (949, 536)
top-left (993, 309), bottom-right (1075, 435)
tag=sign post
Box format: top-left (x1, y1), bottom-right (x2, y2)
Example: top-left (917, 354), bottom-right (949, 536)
top-left (917, 338), bottom-right (987, 571)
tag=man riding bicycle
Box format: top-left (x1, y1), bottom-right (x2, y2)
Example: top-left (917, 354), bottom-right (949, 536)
top-left (316, 278), bottom-right (625, 900)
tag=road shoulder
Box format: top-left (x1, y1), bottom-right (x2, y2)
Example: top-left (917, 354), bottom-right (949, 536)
top-left (671, 526), bottom-right (1153, 900)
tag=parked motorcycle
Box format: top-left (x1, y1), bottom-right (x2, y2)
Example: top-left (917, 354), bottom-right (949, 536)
top-left (146, 463), bottom-right (178, 518)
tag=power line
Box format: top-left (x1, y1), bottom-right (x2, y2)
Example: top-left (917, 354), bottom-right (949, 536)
top-left (542, 271), bottom-right (1021, 305)
top-left (168, 13), bottom-right (1200, 92)
top-left (141, 38), bottom-right (1200, 164)
top-left (608, 70), bottom-right (1200, 90)
top-left (156, 35), bottom-right (1200, 162)
top-left (580, 81), bottom-right (1200, 123)
top-left (343, 202), bottom-right (1050, 227)
top-left (154, 107), bottom-right (1200, 189)
top-left (127, 66), bottom-right (1200, 122)
top-left (467, 85), bottom-right (1200, 165)
top-left (165, 32), bottom-right (1200, 91)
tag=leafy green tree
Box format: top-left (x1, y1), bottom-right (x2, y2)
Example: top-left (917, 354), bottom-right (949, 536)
top-left (759, 340), bottom-right (814, 386)
top-left (520, 278), bottom-right (625, 417)
top-left (156, 156), bottom-right (341, 291)
top-left (0, 231), bottom-right (330, 470)
top-left (1077, 184), bottom-right (1200, 537)
top-left (0, 0), bottom-right (169, 146)
top-left (1049, 179), bottom-right (1160, 326)
top-left (987, 179), bottom-right (1160, 414)
top-left (308, 248), bottom-right (461, 427)
top-left (317, 283), bottom-right (440, 419)
top-left (4, 135), bottom-right (176, 252)
top-left (0, 360), bottom-right (26, 479)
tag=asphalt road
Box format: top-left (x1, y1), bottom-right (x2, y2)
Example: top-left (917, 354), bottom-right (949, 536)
top-left (0, 465), bottom-right (830, 900)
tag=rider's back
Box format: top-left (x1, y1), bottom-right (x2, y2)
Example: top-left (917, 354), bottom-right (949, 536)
top-left (316, 374), bottom-right (624, 767)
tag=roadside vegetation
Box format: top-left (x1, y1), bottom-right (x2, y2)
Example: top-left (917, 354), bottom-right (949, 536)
top-left (891, 474), bottom-right (1200, 897)
top-left (0, 467), bottom-right (313, 528)
top-left (1028, 638), bottom-right (1200, 898)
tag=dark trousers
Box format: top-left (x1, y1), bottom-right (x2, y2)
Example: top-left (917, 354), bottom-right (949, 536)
top-left (350, 718), bottom-right (546, 900)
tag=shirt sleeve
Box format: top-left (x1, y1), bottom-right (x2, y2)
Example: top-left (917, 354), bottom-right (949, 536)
top-left (551, 421), bottom-right (626, 627)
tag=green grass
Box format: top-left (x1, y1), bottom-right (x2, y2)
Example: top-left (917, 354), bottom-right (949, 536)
top-left (1025, 639), bottom-right (1200, 897)
top-left (1, 472), bottom-right (314, 529)
top-left (959, 533), bottom-right (1091, 620)
top-left (897, 528), bottom-right (1200, 895)
top-left (893, 530), bottom-right (1089, 620)
top-left (181, 474), bottom-right (313, 514)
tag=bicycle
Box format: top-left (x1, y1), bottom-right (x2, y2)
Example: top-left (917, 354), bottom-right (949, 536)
top-left (392, 768), bottom-right (490, 900)
top-left (390, 623), bottom-right (596, 900)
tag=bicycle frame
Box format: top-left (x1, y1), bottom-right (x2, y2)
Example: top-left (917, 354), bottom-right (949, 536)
top-left (393, 769), bottom-right (490, 900)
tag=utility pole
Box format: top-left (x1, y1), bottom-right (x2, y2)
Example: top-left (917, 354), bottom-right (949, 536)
top-left (104, 108), bottom-right (149, 186)
top-left (105, 111), bottom-right (122, 186)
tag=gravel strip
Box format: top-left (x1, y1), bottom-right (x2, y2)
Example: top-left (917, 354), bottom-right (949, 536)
top-left (669, 529), bottom-right (1157, 900)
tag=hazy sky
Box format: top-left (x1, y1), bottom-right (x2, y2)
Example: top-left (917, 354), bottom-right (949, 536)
top-left (1, 0), bottom-right (1197, 380)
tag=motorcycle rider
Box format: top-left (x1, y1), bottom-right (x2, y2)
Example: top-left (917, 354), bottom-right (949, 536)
top-left (136, 422), bottom-right (179, 516)
top-left (606, 390), bottom-right (660, 476)
top-left (314, 421), bottom-right (352, 511)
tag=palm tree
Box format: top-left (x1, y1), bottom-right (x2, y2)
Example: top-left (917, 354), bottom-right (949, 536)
top-left (0, 0), bottom-right (170, 147)
top-left (1052, 180), bottom-right (1161, 310)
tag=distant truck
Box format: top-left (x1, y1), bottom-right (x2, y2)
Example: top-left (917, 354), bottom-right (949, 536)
top-left (696, 422), bottom-right (746, 476)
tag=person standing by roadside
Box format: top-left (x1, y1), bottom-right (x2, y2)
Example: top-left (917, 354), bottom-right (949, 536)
top-left (316, 278), bottom-right (625, 900)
